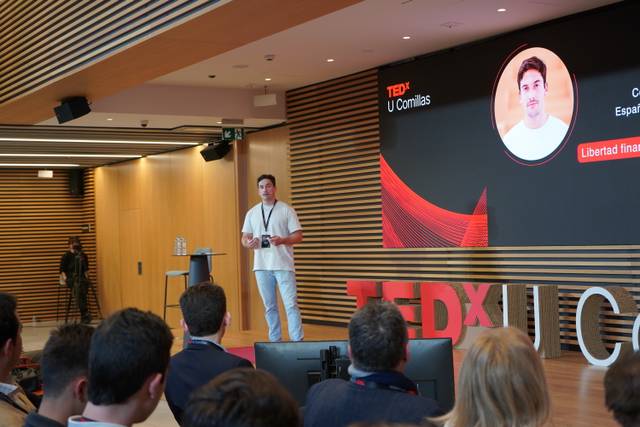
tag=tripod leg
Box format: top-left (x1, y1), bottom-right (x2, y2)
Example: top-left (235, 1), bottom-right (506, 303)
top-left (89, 281), bottom-right (102, 320)
top-left (56, 283), bottom-right (61, 322)
top-left (76, 280), bottom-right (91, 324)
top-left (65, 286), bottom-right (73, 323)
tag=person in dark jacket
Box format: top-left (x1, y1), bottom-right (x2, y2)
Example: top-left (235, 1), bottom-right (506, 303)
top-left (304, 301), bottom-right (441, 427)
top-left (59, 236), bottom-right (91, 324)
top-left (165, 283), bottom-right (253, 424)
top-left (24, 324), bottom-right (94, 427)
top-left (0, 293), bottom-right (35, 427)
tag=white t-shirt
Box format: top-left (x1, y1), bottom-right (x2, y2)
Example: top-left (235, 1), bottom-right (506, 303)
top-left (241, 201), bottom-right (301, 271)
top-left (502, 115), bottom-right (569, 161)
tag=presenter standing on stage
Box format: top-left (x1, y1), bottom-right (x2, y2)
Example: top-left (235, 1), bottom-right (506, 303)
top-left (59, 236), bottom-right (91, 324)
top-left (241, 174), bottom-right (304, 342)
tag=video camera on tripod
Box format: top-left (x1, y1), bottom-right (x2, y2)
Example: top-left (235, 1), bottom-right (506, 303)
top-left (71, 247), bottom-right (88, 287)
top-left (319, 345), bottom-right (350, 382)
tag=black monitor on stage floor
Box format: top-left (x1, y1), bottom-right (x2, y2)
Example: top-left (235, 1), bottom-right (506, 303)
top-left (254, 337), bottom-right (454, 411)
top-left (254, 340), bottom-right (349, 406)
top-left (405, 337), bottom-right (455, 411)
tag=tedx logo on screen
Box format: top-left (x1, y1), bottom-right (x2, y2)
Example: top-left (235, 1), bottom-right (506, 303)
top-left (387, 82), bottom-right (411, 97)
top-left (385, 81), bottom-right (431, 113)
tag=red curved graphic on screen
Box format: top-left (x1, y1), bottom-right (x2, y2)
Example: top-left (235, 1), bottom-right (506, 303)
top-left (381, 155), bottom-right (488, 248)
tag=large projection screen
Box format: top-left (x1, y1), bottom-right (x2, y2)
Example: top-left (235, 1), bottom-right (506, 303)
top-left (380, 3), bottom-right (640, 248)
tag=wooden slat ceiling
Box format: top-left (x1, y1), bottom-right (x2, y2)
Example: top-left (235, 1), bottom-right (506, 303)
top-left (0, 0), bottom-right (361, 124)
top-left (0, 125), bottom-right (220, 168)
top-left (0, 1), bottom-right (225, 106)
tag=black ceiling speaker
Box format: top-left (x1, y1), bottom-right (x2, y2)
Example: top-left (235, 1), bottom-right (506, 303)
top-left (69, 169), bottom-right (85, 196)
top-left (54, 97), bottom-right (91, 124)
top-left (200, 141), bottom-right (231, 161)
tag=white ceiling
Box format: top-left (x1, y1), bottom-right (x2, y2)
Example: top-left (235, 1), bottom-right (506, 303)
top-left (151, 0), bottom-right (619, 92)
top-left (38, 0), bottom-right (619, 130)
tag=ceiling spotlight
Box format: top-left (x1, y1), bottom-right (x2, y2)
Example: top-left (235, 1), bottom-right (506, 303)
top-left (326, 58), bottom-right (335, 63)
top-left (216, 121), bottom-right (222, 124)
top-left (402, 36), bottom-right (411, 40)
top-left (107, 118), bottom-right (113, 121)
top-left (265, 77), bottom-right (272, 81)
top-left (497, 8), bottom-right (506, 12)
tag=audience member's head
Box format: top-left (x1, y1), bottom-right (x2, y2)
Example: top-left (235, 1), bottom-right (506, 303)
top-left (68, 236), bottom-right (82, 252)
top-left (0, 292), bottom-right (21, 376)
top-left (182, 368), bottom-right (300, 427)
top-left (436, 327), bottom-right (550, 427)
top-left (180, 282), bottom-right (229, 338)
top-left (84, 308), bottom-right (173, 424)
top-left (604, 351), bottom-right (640, 427)
top-left (348, 301), bottom-right (408, 372)
top-left (38, 323), bottom-right (94, 422)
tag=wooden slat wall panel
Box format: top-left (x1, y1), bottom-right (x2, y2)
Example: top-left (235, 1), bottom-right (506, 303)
top-left (0, 0), bottom-right (221, 105)
top-left (94, 145), bottom-right (244, 332)
top-left (0, 168), bottom-right (98, 322)
top-left (287, 69), bottom-right (639, 348)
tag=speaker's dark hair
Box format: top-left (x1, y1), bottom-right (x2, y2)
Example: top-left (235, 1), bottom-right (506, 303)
top-left (257, 174), bottom-right (276, 187)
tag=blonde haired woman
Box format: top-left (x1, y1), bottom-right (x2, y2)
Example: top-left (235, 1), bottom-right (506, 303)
top-left (433, 327), bottom-right (550, 427)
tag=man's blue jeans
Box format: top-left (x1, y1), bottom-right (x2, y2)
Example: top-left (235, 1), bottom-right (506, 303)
top-left (255, 270), bottom-right (304, 341)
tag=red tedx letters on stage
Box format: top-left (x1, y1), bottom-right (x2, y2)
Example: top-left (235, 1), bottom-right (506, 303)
top-left (346, 280), bottom-right (640, 367)
top-left (346, 280), bottom-right (495, 345)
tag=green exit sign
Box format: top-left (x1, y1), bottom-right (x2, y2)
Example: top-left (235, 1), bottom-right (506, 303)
top-left (222, 128), bottom-right (244, 141)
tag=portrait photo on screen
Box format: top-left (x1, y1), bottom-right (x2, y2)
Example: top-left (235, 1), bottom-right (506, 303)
top-left (494, 47), bottom-right (574, 164)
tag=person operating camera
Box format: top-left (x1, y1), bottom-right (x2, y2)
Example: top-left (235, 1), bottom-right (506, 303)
top-left (59, 236), bottom-right (92, 324)
top-left (241, 174), bottom-right (304, 342)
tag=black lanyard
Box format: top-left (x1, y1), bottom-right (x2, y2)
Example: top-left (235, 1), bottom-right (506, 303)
top-left (351, 378), bottom-right (417, 395)
top-left (261, 200), bottom-right (277, 233)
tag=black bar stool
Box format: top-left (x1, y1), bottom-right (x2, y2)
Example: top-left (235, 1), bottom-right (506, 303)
top-left (163, 270), bottom-right (189, 321)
